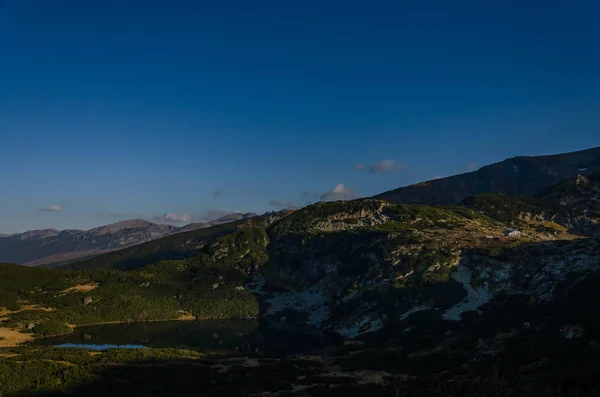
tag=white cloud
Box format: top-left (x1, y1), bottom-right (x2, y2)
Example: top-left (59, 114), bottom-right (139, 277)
top-left (355, 163), bottom-right (366, 170)
top-left (432, 175), bottom-right (443, 180)
top-left (301, 190), bottom-right (319, 198)
top-left (369, 159), bottom-right (403, 173)
top-left (465, 163), bottom-right (478, 171)
top-left (320, 184), bottom-right (356, 201)
top-left (153, 209), bottom-right (245, 224)
top-left (42, 205), bottom-right (61, 212)
top-left (155, 212), bottom-right (192, 224)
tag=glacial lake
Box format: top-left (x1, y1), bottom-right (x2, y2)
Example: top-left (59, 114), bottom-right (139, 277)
top-left (32, 320), bottom-right (340, 355)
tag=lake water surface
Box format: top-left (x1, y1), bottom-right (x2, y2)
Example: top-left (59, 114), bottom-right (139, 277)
top-left (33, 320), bottom-right (339, 355)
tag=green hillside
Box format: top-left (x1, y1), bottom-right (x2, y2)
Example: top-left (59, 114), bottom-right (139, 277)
top-left (65, 211), bottom-right (287, 271)
top-left (2, 178), bottom-right (598, 339)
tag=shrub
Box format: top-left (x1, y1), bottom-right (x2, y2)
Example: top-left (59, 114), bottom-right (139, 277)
top-left (33, 321), bottom-right (72, 337)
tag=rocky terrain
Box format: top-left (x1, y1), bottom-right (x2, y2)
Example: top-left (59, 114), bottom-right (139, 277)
top-left (374, 146), bottom-right (600, 205)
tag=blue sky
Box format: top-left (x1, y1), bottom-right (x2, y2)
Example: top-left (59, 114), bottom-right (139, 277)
top-left (1, 0), bottom-right (599, 233)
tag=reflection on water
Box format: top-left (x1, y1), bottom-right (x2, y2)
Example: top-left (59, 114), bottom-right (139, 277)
top-left (33, 320), bottom-right (340, 355)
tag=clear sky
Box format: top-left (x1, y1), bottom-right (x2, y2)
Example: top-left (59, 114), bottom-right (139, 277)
top-left (1, 0), bottom-right (599, 233)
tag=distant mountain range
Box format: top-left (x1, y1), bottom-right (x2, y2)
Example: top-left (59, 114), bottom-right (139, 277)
top-left (374, 146), bottom-right (600, 204)
top-left (0, 213), bottom-right (257, 267)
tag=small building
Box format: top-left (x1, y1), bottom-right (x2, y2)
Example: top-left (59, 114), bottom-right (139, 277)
top-left (506, 229), bottom-right (521, 238)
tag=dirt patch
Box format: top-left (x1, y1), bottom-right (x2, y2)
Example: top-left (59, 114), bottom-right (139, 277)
top-left (0, 328), bottom-right (34, 347)
top-left (0, 353), bottom-right (21, 359)
top-left (61, 283), bottom-right (99, 294)
top-left (0, 304), bottom-right (57, 347)
top-left (0, 304), bottom-right (56, 323)
top-left (177, 311), bottom-right (196, 320)
top-left (0, 305), bottom-right (55, 318)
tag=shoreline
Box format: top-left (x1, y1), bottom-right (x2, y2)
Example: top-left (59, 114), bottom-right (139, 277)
top-left (1, 316), bottom-right (260, 348)
top-left (66, 315), bottom-right (258, 329)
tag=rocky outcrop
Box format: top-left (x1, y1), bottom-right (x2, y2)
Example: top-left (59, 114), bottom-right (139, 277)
top-left (245, 199), bottom-right (600, 341)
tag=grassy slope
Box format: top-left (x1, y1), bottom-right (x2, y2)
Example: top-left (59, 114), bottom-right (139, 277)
top-left (0, 227), bottom-right (272, 338)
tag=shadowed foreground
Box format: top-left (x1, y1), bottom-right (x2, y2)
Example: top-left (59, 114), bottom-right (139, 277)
top-left (2, 342), bottom-right (600, 397)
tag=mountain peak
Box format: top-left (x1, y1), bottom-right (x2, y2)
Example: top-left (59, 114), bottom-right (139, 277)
top-left (375, 146), bottom-right (600, 205)
top-left (19, 229), bottom-right (60, 239)
top-left (102, 218), bottom-right (157, 229)
top-left (87, 218), bottom-right (168, 235)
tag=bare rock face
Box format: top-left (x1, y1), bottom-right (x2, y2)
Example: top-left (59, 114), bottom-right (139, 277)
top-left (374, 146), bottom-right (600, 205)
top-left (244, 195), bottom-right (600, 341)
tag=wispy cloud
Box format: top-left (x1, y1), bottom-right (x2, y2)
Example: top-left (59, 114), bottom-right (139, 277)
top-left (355, 160), bottom-right (406, 173)
top-left (153, 209), bottom-right (243, 224)
top-left (269, 200), bottom-right (299, 209)
top-left (465, 163), bottom-right (478, 171)
top-left (301, 190), bottom-right (319, 198)
top-left (154, 212), bottom-right (192, 224)
top-left (432, 175), bottom-right (443, 180)
top-left (369, 159), bottom-right (404, 173)
top-left (41, 205), bottom-right (61, 212)
top-left (320, 184), bottom-right (356, 201)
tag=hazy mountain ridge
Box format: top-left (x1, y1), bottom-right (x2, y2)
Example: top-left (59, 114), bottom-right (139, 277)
top-left (0, 214), bottom-right (259, 267)
top-left (374, 146), bottom-right (600, 205)
top-left (0, 220), bottom-right (178, 266)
